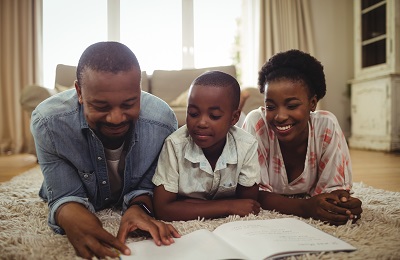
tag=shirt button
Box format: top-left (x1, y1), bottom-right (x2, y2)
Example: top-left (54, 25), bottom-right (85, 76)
top-left (102, 180), bottom-right (107, 185)
top-left (83, 174), bottom-right (89, 178)
top-left (105, 197), bottom-right (109, 201)
top-left (97, 157), bottom-right (102, 161)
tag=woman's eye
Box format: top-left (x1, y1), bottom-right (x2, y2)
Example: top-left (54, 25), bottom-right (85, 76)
top-left (287, 104), bottom-right (300, 110)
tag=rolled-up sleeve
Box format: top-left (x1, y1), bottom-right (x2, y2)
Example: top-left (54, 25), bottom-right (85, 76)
top-left (31, 110), bottom-right (92, 233)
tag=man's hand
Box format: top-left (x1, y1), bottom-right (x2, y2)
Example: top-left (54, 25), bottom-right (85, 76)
top-left (56, 202), bottom-right (130, 259)
top-left (117, 205), bottom-right (181, 246)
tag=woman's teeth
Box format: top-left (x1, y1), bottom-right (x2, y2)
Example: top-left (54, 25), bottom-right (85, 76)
top-left (276, 125), bottom-right (292, 131)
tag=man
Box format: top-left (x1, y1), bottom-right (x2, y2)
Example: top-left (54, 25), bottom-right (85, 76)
top-left (31, 41), bottom-right (180, 259)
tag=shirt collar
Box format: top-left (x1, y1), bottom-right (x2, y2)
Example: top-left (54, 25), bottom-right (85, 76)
top-left (184, 128), bottom-right (238, 171)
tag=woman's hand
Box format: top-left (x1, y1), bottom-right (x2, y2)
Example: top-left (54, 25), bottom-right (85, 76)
top-left (330, 190), bottom-right (363, 223)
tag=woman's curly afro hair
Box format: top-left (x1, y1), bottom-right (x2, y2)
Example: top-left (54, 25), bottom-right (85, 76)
top-left (258, 49), bottom-right (326, 101)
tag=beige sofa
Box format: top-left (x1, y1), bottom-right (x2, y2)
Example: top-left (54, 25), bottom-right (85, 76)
top-left (21, 64), bottom-right (264, 126)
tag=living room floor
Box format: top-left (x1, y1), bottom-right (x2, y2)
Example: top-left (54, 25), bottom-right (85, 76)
top-left (0, 149), bottom-right (399, 192)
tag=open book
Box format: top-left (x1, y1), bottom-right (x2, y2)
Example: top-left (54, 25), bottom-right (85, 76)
top-left (121, 218), bottom-right (356, 260)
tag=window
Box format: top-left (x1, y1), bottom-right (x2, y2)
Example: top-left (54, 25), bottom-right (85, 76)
top-left (43, 0), bottom-right (107, 88)
top-left (120, 0), bottom-right (182, 72)
top-left (43, 0), bottom-right (241, 88)
top-left (193, 0), bottom-right (241, 68)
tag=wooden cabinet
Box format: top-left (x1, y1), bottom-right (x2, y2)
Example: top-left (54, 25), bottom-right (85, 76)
top-left (349, 0), bottom-right (400, 151)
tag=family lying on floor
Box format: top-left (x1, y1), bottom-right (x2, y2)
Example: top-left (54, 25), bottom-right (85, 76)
top-left (30, 41), bottom-right (363, 259)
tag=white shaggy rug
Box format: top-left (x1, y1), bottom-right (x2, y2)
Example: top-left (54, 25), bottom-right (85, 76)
top-left (0, 165), bottom-right (399, 260)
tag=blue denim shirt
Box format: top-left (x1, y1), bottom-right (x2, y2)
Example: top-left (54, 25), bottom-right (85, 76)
top-left (30, 89), bottom-right (177, 233)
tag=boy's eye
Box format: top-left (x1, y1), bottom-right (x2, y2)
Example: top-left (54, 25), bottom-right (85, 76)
top-left (265, 105), bottom-right (275, 111)
top-left (187, 111), bottom-right (198, 118)
top-left (210, 114), bottom-right (222, 120)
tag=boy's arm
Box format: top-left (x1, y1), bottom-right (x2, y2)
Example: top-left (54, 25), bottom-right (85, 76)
top-left (236, 183), bottom-right (259, 201)
top-left (153, 185), bottom-right (260, 222)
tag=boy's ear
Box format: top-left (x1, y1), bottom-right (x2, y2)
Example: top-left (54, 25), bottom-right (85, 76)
top-left (231, 109), bottom-right (241, 126)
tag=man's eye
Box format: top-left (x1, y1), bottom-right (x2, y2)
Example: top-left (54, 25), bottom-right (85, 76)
top-left (93, 106), bottom-right (109, 112)
top-left (121, 103), bottom-right (134, 109)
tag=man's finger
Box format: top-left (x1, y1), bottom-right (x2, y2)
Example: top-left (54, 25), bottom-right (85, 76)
top-left (168, 224), bottom-right (181, 238)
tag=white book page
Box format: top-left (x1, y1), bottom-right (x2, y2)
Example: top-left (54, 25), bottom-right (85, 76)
top-left (121, 229), bottom-right (247, 260)
top-left (213, 218), bottom-right (356, 260)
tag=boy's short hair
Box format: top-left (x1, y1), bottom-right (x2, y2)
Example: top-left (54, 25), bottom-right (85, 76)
top-left (191, 70), bottom-right (241, 110)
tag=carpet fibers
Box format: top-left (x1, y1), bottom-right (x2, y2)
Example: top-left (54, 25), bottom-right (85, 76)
top-left (1, 166), bottom-right (399, 259)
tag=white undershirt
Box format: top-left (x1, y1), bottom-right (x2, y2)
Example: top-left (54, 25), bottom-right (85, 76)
top-left (104, 143), bottom-right (124, 202)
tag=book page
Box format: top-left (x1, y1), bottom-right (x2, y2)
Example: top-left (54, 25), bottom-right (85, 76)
top-left (213, 218), bottom-right (356, 260)
top-left (120, 229), bottom-right (247, 260)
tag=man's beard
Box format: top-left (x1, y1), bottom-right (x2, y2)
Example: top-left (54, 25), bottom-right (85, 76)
top-left (94, 121), bottom-right (134, 149)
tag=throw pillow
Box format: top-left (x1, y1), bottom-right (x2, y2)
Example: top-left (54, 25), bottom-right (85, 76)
top-left (169, 89), bottom-right (189, 107)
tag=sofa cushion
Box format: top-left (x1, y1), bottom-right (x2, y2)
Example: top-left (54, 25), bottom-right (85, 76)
top-left (150, 65), bottom-right (237, 104)
top-left (140, 71), bottom-right (150, 92)
top-left (169, 89), bottom-right (189, 107)
top-left (55, 64), bottom-right (77, 88)
top-left (55, 83), bottom-right (74, 93)
top-left (241, 87), bottom-right (264, 115)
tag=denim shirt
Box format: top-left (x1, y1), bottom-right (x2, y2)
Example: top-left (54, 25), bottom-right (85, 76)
top-left (31, 89), bottom-right (177, 233)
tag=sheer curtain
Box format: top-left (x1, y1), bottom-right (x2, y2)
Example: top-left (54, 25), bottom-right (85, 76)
top-left (0, 0), bottom-right (42, 154)
top-left (240, 0), bottom-right (315, 87)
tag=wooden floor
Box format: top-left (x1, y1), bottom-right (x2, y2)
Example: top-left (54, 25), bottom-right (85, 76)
top-left (0, 149), bottom-right (399, 192)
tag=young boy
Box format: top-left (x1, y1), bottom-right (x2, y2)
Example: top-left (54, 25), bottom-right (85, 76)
top-left (152, 71), bottom-right (261, 221)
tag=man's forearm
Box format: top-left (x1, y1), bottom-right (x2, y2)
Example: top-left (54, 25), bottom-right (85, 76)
top-left (56, 202), bottom-right (101, 230)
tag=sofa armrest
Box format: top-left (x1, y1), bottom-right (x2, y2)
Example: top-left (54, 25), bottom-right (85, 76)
top-left (20, 85), bottom-right (57, 115)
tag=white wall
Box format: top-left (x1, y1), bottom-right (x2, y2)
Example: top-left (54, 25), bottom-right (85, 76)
top-left (310, 0), bottom-right (354, 137)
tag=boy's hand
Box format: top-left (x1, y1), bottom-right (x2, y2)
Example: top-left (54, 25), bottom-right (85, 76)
top-left (228, 199), bottom-right (261, 217)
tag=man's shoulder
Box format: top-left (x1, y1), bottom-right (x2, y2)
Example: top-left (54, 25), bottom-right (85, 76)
top-left (139, 91), bottom-right (178, 131)
top-left (33, 89), bottom-right (79, 119)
